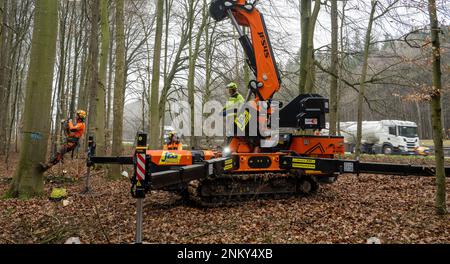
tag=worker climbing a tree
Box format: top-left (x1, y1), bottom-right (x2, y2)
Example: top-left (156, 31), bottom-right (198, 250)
top-left (40, 110), bottom-right (87, 171)
top-left (163, 131), bottom-right (183, 151)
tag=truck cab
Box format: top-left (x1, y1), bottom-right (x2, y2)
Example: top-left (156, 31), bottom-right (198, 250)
top-left (377, 120), bottom-right (420, 154)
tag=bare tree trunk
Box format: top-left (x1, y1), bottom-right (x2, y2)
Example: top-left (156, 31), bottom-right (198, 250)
top-left (427, 104), bottom-right (433, 139)
top-left (106, 7), bottom-right (115, 151)
top-left (159, 0), bottom-right (173, 146)
top-left (87, 0), bottom-right (100, 149)
top-left (0, 0), bottom-right (8, 154)
top-left (415, 101), bottom-right (423, 138)
top-left (7, 0), bottom-right (58, 198)
top-left (0, 0), bottom-right (3, 37)
top-left (149, 0), bottom-right (164, 149)
top-left (3, 1), bottom-right (15, 156)
top-left (70, 0), bottom-right (84, 121)
top-left (141, 86), bottom-right (146, 131)
top-left (337, 0), bottom-right (347, 135)
top-left (188, 0), bottom-right (207, 149)
top-left (203, 18), bottom-right (214, 147)
top-left (52, 0), bottom-right (70, 156)
top-left (109, 0), bottom-right (125, 179)
top-left (304, 0), bottom-right (320, 93)
top-left (187, 1), bottom-right (194, 149)
top-left (96, 0), bottom-right (109, 156)
top-left (427, 0), bottom-right (447, 215)
top-left (203, 17), bottom-right (213, 106)
top-left (5, 40), bottom-right (25, 166)
top-left (355, 1), bottom-right (377, 158)
top-left (3, 0), bottom-right (32, 163)
top-left (64, 4), bottom-right (75, 121)
top-left (298, 0), bottom-right (310, 94)
top-left (329, 0), bottom-right (339, 135)
top-left (299, 0), bottom-right (320, 94)
top-left (77, 24), bottom-right (90, 112)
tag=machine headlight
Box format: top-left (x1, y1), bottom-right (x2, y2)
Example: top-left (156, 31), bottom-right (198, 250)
top-left (223, 147), bottom-right (231, 157)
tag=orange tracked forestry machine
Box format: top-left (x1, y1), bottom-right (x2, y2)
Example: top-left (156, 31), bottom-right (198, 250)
top-left (87, 0), bottom-right (449, 207)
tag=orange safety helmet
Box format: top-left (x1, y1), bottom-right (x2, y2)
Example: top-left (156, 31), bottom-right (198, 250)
top-left (76, 110), bottom-right (87, 122)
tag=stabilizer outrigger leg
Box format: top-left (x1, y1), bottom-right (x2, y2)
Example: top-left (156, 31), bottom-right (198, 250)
top-left (132, 134), bottom-right (148, 244)
top-left (81, 136), bottom-right (96, 194)
top-left (86, 132), bottom-right (234, 243)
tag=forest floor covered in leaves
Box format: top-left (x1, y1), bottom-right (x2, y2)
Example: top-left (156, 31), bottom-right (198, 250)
top-left (0, 153), bottom-right (449, 244)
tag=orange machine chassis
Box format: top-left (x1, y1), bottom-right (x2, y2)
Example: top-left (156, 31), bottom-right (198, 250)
top-left (228, 135), bottom-right (344, 173)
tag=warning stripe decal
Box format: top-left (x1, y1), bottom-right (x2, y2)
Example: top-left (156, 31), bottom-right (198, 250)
top-left (136, 153), bottom-right (146, 181)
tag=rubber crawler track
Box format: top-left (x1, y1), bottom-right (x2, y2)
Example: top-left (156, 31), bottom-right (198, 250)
top-left (187, 172), bottom-right (319, 207)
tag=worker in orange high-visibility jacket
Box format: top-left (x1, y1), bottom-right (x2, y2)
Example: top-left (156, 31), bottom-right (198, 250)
top-left (163, 131), bottom-right (183, 151)
top-left (40, 110), bottom-right (87, 171)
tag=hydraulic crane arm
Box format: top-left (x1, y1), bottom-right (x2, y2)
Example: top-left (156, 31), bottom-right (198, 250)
top-left (210, 0), bottom-right (281, 101)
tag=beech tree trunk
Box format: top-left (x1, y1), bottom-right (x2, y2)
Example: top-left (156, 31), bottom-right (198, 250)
top-left (8, 0), bottom-right (58, 198)
top-left (96, 0), bottom-right (109, 156)
top-left (355, 1), bottom-right (377, 158)
top-left (329, 0), bottom-right (339, 135)
top-left (149, 0), bottom-right (164, 149)
top-left (427, 0), bottom-right (447, 215)
top-left (109, 0), bottom-right (125, 179)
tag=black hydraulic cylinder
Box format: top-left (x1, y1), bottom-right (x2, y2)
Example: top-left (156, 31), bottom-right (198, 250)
top-left (239, 35), bottom-right (257, 74)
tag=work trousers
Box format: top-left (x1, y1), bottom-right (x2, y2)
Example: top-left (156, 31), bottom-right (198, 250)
top-left (49, 142), bottom-right (78, 166)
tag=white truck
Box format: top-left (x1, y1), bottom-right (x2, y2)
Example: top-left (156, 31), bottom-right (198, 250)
top-left (338, 120), bottom-right (420, 155)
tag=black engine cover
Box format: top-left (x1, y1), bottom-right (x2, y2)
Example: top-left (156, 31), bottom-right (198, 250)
top-left (279, 94), bottom-right (329, 130)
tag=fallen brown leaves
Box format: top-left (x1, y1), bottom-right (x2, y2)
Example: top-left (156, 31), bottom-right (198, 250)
top-left (0, 154), bottom-right (448, 244)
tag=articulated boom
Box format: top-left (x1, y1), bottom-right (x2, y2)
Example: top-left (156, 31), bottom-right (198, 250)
top-left (210, 0), bottom-right (281, 101)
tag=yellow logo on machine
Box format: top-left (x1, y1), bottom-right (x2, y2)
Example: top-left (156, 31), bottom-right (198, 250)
top-left (159, 151), bottom-right (182, 164)
top-left (235, 110), bottom-right (251, 131)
